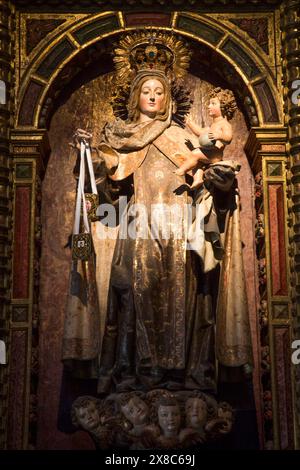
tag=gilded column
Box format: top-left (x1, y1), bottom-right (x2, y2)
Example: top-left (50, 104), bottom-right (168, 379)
top-left (281, 0), bottom-right (300, 450)
top-left (0, 0), bottom-right (14, 450)
top-left (245, 127), bottom-right (294, 450)
top-left (8, 129), bottom-right (49, 449)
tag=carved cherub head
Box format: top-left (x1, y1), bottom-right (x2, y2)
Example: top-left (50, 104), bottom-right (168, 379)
top-left (71, 396), bottom-right (101, 432)
top-left (208, 87), bottom-right (237, 121)
top-left (119, 393), bottom-right (149, 427)
top-left (217, 402), bottom-right (234, 433)
top-left (217, 402), bottom-right (233, 420)
top-left (157, 397), bottom-right (181, 438)
top-left (185, 397), bottom-right (208, 429)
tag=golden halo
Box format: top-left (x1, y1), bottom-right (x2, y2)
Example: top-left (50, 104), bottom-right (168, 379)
top-left (113, 30), bottom-right (191, 85)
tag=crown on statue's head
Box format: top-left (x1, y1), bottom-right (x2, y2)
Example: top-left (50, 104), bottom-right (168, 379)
top-left (114, 30), bottom-right (191, 84)
top-left (131, 39), bottom-right (173, 74)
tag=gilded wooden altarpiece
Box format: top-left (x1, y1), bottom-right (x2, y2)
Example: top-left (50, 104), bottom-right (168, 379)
top-left (0, 0), bottom-right (299, 451)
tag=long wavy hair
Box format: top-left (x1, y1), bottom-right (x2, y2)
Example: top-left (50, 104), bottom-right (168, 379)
top-left (127, 71), bottom-right (171, 123)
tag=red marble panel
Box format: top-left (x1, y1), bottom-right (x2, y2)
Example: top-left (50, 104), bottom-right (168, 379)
top-left (274, 327), bottom-right (294, 449)
top-left (7, 330), bottom-right (27, 449)
top-left (268, 184), bottom-right (288, 296)
top-left (124, 13), bottom-right (171, 27)
top-left (13, 186), bottom-right (31, 299)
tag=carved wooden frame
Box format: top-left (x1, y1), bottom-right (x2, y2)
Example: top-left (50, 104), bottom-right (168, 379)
top-left (2, 3), bottom-right (297, 450)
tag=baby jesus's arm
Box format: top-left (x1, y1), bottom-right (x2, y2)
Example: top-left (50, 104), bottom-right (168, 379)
top-left (186, 117), bottom-right (209, 137)
top-left (208, 120), bottom-right (232, 148)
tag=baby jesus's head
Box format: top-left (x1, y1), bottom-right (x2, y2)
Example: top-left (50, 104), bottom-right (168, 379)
top-left (208, 87), bottom-right (237, 121)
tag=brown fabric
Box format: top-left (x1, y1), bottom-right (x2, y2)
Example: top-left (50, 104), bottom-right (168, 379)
top-left (132, 146), bottom-right (187, 369)
top-left (63, 258), bottom-right (101, 377)
top-left (97, 104), bottom-right (182, 181)
top-left (188, 161), bottom-right (240, 273)
top-left (216, 192), bottom-right (253, 367)
top-left (193, 161), bottom-right (253, 367)
top-left (96, 120), bottom-right (222, 393)
top-left (63, 117), bottom-right (252, 389)
top-left (98, 121), bottom-right (197, 181)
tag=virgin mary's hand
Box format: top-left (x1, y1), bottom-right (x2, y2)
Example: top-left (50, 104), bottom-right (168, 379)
top-left (185, 139), bottom-right (195, 151)
top-left (69, 128), bottom-right (93, 150)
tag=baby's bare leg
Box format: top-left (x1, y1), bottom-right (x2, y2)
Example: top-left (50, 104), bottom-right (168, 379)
top-left (190, 167), bottom-right (204, 189)
top-left (174, 155), bottom-right (199, 175)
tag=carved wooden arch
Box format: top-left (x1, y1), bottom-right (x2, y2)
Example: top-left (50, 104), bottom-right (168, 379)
top-left (15, 11), bottom-right (283, 130)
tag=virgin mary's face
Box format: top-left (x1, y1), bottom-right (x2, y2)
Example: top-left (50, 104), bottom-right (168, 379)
top-left (139, 78), bottom-right (165, 117)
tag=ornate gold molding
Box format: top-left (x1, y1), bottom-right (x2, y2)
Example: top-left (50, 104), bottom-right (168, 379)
top-left (13, 0), bottom-right (283, 7)
top-left (245, 127), bottom-right (295, 449)
top-left (14, 11), bottom-right (284, 130)
top-left (0, 0), bottom-right (14, 451)
top-left (281, 0), bottom-right (300, 450)
top-left (245, 127), bottom-right (288, 174)
top-left (7, 1), bottom-right (290, 450)
top-left (8, 129), bottom-right (49, 449)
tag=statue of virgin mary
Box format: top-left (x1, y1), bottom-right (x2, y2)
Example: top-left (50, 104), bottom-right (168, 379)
top-left (62, 31), bottom-right (253, 397)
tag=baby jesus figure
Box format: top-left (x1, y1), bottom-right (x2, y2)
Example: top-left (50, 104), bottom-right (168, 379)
top-left (175, 87), bottom-right (237, 189)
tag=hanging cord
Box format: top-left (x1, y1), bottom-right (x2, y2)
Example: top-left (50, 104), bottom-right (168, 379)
top-left (73, 138), bottom-right (98, 235)
top-left (85, 140), bottom-right (97, 195)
